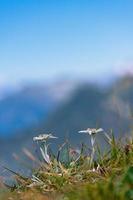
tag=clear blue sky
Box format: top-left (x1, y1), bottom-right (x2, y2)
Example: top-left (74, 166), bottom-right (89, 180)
top-left (0, 0), bottom-right (133, 86)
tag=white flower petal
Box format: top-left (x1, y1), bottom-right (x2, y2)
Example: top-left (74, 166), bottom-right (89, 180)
top-left (33, 133), bottom-right (57, 142)
top-left (96, 128), bottom-right (103, 133)
top-left (78, 130), bottom-right (88, 133)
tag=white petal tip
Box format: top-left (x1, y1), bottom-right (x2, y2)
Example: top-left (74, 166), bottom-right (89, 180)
top-left (78, 130), bottom-right (88, 133)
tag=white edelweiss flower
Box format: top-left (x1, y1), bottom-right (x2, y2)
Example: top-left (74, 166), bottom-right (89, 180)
top-left (33, 133), bottom-right (57, 164)
top-left (78, 128), bottom-right (103, 167)
top-left (78, 128), bottom-right (103, 135)
top-left (33, 133), bottom-right (57, 142)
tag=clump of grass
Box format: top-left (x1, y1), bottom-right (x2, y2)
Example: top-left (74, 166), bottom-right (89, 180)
top-left (2, 128), bottom-right (133, 200)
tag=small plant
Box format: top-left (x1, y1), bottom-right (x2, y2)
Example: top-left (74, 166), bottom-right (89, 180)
top-left (2, 128), bottom-right (133, 200)
top-left (78, 128), bottom-right (111, 167)
top-left (33, 133), bottom-right (58, 164)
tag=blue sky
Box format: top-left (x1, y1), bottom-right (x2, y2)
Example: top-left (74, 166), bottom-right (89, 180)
top-left (0, 0), bottom-right (133, 86)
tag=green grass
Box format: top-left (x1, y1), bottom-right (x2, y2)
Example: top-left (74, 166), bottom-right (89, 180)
top-left (1, 132), bottom-right (133, 200)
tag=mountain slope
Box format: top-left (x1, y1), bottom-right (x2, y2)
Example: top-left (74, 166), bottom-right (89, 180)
top-left (0, 80), bottom-right (75, 136)
top-left (42, 78), bottom-right (133, 144)
top-left (1, 76), bottom-right (133, 170)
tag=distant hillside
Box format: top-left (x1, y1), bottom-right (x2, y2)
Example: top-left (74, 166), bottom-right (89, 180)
top-left (41, 76), bottom-right (133, 144)
top-left (0, 80), bottom-right (76, 136)
top-left (1, 76), bottom-right (133, 171)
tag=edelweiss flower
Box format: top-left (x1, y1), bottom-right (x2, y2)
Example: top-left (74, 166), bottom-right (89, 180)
top-left (33, 133), bottom-right (57, 142)
top-left (78, 128), bottom-right (103, 167)
top-left (78, 128), bottom-right (103, 135)
top-left (33, 133), bottom-right (57, 164)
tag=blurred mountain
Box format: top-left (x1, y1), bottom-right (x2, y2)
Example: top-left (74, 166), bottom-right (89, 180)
top-left (41, 76), bottom-right (133, 144)
top-left (1, 76), bottom-right (133, 172)
top-left (0, 80), bottom-right (76, 136)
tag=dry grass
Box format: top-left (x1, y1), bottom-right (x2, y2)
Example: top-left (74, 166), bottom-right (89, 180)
top-left (1, 131), bottom-right (133, 200)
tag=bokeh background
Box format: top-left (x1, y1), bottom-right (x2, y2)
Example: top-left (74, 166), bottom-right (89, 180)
top-left (0, 0), bottom-right (133, 173)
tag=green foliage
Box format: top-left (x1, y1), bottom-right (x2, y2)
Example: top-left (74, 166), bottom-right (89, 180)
top-left (2, 133), bottom-right (133, 200)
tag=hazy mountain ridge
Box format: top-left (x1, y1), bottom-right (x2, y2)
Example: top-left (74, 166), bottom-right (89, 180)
top-left (0, 76), bottom-right (133, 170)
top-left (0, 80), bottom-right (76, 136)
top-left (42, 81), bottom-right (132, 144)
